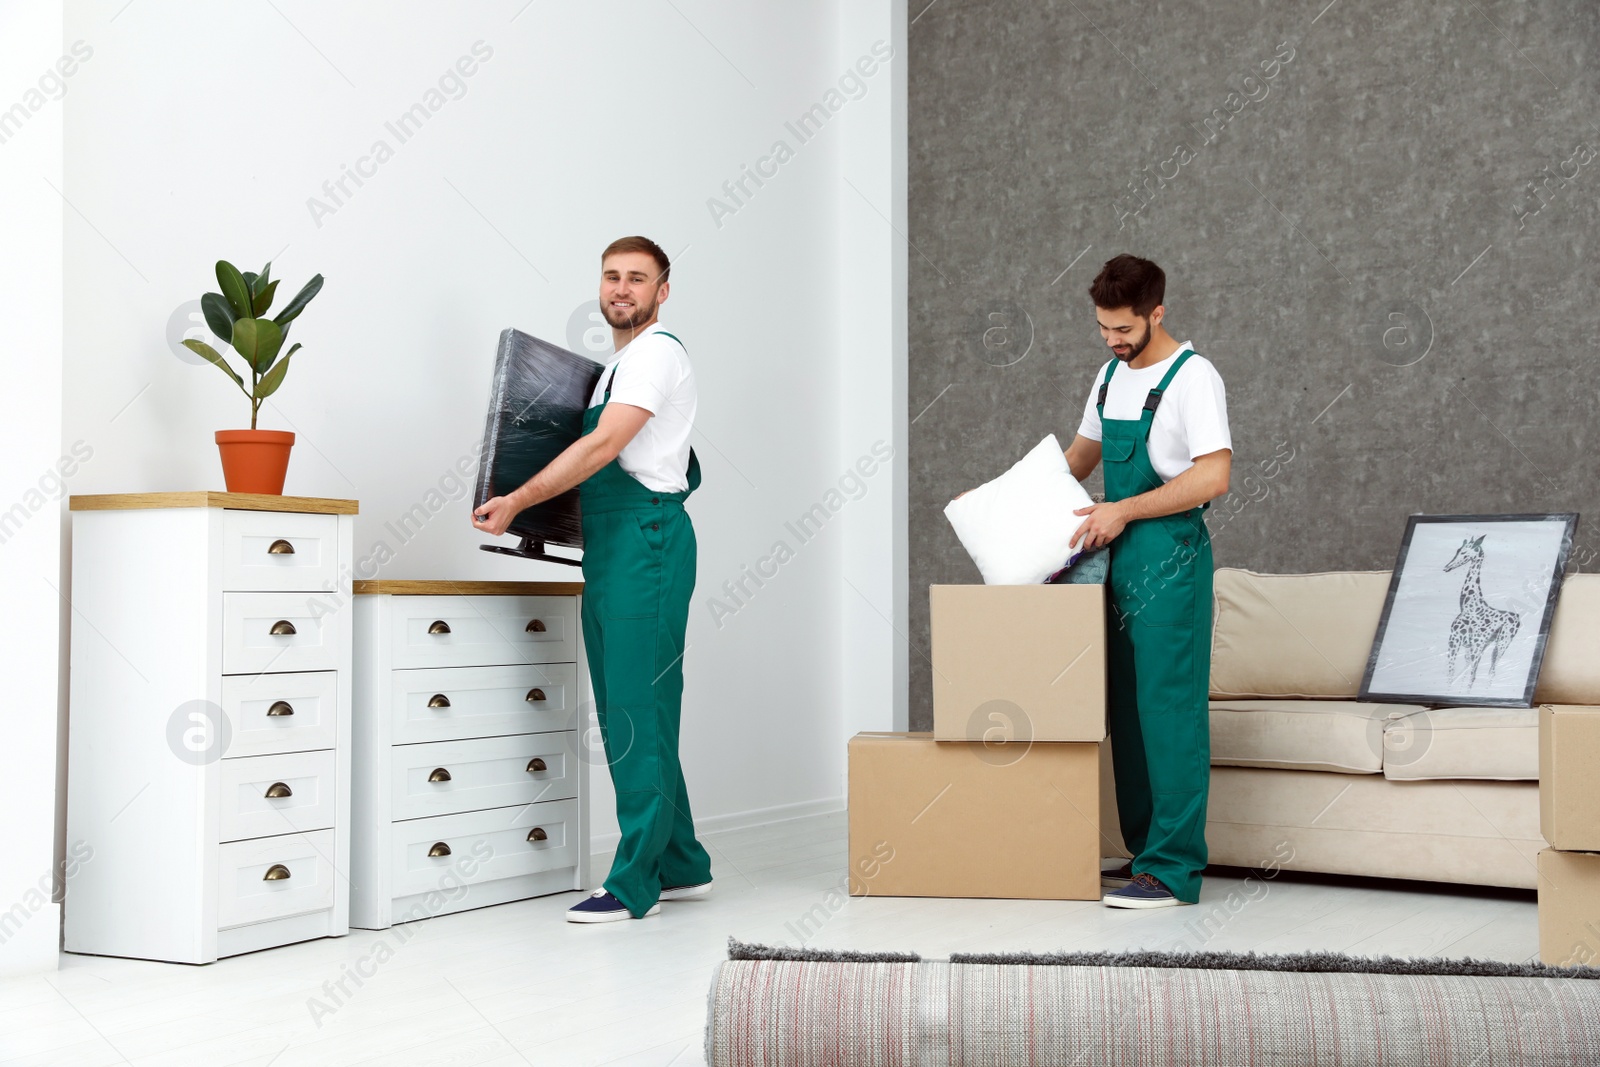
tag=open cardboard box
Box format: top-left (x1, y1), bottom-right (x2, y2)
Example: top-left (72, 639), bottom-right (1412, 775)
top-left (930, 584), bottom-right (1106, 744)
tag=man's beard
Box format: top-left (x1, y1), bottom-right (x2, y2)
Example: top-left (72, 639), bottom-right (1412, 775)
top-left (601, 295), bottom-right (658, 330)
top-left (1113, 319), bottom-right (1153, 362)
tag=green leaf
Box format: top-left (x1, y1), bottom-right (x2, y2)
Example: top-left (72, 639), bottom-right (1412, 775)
top-left (201, 292), bottom-right (235, 344)
top-left (230, 316), bottom-right (284, 375)
top-left (273, 273), bottom-right (323, 326)
top-left (242, 271), bottom-right (258, 290)
top-left (216, 260), bottom-right (252, 319)
top-left (255, 262), bottom-right (272, 294)
top-left (182, 339), bottom-right (247, 392)
top-left (254, 343), bottom-right (300, 399)
top-left (251, 279), bottom-right (279, 316)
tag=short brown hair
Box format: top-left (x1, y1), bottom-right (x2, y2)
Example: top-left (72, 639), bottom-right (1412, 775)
top-left (602, 235), bottom-right (670, 284)
top-left (1088, 254), bottom-right (1164, 317)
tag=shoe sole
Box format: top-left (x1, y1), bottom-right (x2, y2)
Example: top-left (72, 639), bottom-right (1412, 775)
top-left (1101, 895), bottom-right (1185, 910)
top-left (660, 883), bottom-right (713, 901)
top-left (566, 903), bottom-right (662, 923)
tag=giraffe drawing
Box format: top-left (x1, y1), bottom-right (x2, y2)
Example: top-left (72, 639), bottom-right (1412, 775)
top-left (1442, 534), bottom-right (1521, 689)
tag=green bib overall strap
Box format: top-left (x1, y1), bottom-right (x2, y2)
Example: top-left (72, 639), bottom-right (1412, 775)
top-left (575, 339), bottom-right (709, 916)
top-left (1096, 347), bottom-right (1214, 904)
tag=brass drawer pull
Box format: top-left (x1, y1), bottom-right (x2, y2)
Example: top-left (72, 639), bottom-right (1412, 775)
top-left (428, 767), bottom-right (452, 783)
top-left (526, 827), bottom-right (547, 843)
top-left (428, 842), bottom-right (452, 858)
top-left (428, 620), bottom-right (451, 635)
top-left (264, 864), bottom-right (291, 881)
top-left (267, 539), bottom-right (296, 555)
top-left (269, 620), bottom-right (297, 636)
top-left (525, 688), bottom-right (546, 702)
top-left (525, 619), bottom-right (546, 633)
top-left (266, 701), bottom-right (294, 717)
top-left (427, 694), bottom-right (451, 709)
top-left (264, 782), bottom-right (292, 799)
top-left (526, 757), bottom-right (547, 774)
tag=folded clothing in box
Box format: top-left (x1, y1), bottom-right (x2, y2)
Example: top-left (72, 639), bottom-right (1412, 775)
top-left (944, 434), bottom-right (1095, 585)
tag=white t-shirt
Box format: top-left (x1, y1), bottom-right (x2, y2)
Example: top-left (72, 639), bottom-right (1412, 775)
top-left (1076, 341), bottom-right (1231, 483)
top-left (587, 323), bottom-right (696, 493)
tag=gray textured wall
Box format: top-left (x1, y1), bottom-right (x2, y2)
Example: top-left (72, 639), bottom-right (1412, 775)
top-left (907, 1), bottom-right (1600, 728)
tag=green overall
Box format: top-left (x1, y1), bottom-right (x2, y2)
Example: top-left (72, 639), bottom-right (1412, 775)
top-left (579, 338), bottom-right (712, 917)
top-left (1098, 349), bottom-right (1213, 903)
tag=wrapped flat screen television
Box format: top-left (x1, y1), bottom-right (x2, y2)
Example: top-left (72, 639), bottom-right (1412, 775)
top-left (472, 328), bottom-right (604, 565)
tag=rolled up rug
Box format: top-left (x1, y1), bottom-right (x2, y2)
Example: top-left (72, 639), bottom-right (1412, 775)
top-left (706, 939), bottom-right (1600, 1066)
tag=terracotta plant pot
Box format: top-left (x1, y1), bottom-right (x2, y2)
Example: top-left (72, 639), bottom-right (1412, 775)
top-left (215, 429), bottom-right (295, 494)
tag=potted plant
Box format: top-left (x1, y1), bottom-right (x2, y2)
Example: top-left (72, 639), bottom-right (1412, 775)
top-left (183, 260), bottom-right (323, 495)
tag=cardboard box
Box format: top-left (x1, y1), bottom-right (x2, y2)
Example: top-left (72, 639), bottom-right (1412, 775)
top-left (847, 732), bottom-right (1100, 900)
top-left (1538, 848), bottom-right (1600, 967)
top-left (930, 584), bottom-right (1106, 743)
top-left (1540, 705), bottom-right (1600, 851)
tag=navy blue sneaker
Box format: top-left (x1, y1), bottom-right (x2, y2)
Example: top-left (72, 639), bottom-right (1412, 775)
top-left (1102, 872), bottom-right (1186, 909)
top-left (660, 880), bottom-right (713, 901)
top-left (1100, 862), bottom-right (1134, 890)
top-left (565, 890), bottom-right (660, 923)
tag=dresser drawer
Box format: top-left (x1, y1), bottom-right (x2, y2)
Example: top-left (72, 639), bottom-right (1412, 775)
top-left (390, 662), bottom-right (580, 745)
top-left (221, 510), bottom-right (339, 592)
top-left (390, 799), bottom-right (580, 900)
top-left (222, 671), bottom-right (338, 758)
top-left (387, 595), bottom-right (577, 669)
top-left (222, 592), bottom-right (340, 675)
top-left (391, 734), bottom-right (577, 821)
top-left (217, 829), bottom-right (337, 929)
top-left (219, 750), bottom-right (338, 842)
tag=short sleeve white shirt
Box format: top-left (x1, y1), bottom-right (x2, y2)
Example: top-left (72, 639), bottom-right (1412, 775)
top-left (587, 323), bottom-right (696, 493)
top-left (1076, 341), bottom-right (1231, 483)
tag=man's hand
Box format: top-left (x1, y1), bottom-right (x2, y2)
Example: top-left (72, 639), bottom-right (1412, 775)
top-left (472, 491), bottom-right (522, 536)
top-left (1070, 500), bottom-right (1128, 550)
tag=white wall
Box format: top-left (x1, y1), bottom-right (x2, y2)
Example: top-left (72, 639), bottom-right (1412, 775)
top-left (0, 0), bottom-right (67, 978)
top-left (60, 1), bottom-right (905, 858)
top-left (837, 3), bottom-right (910, 736)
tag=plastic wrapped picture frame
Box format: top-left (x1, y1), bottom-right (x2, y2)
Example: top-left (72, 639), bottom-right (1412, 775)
top-left (473, 328), bottom-right (604, 565)
top-left (1358, 513), bottom-right (1578, 708)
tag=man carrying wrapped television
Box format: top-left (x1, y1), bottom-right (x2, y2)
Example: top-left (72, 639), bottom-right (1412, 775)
top-left (473, 236), bottom-right (713, 923)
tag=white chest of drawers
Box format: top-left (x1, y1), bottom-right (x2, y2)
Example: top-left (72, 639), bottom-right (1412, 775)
top-left (350, 581), bottom-right (590, 929)
top-left (64, 492), bottom-right (357, 964)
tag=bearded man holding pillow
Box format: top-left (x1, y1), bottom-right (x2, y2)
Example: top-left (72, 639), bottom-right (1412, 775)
top-left (1065, 254), bottom-right (1232, 909)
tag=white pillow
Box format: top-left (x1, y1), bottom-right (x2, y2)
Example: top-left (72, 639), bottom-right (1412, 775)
top-left (944, 434), bottom-right (1095, 585)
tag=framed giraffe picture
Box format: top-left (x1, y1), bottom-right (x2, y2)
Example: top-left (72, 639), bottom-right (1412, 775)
top-left (1359, 513), bottom-right (1578, 707)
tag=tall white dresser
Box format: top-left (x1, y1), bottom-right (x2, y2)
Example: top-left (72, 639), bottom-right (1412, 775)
top-left (64, 492), bottom-right (357, 964)
top-left (350, 581), bottom-right (590, 929)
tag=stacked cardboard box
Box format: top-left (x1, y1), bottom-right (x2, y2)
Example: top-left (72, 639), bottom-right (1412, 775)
top-left (1537, 705), bottom-right (1600, 966)
top-left (848, 585), bottom-right (1113, 901)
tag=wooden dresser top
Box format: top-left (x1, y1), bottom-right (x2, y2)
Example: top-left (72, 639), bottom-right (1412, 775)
top-left (352, 580), bottom-right (584, 596)
top-left (69, 492), bottom-right (359, 515)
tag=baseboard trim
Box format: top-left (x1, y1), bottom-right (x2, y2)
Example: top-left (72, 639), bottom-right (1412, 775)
top-left (589, 795), bottom-right (845, 856)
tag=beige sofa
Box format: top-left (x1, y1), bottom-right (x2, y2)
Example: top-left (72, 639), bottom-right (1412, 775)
top-left (1198, 568), bottom-right (1600, 891)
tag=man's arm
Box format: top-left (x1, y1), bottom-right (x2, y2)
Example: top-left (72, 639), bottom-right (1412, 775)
top-left (1064, 433), bottom-right (1102, 483)
top-left (471, 402), bottom-right (652, 536)
top-left (1069, 448), bottom-right (1231, 550)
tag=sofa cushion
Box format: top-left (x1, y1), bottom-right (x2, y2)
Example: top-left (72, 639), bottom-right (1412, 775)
top-left (1381, 705), bottom-right (1539, 781)
top-left (1209, 700), bottom-right (1425, 774)
top-left (1536, 573), bottom-right (1600, 706)
top-left (1210, 570), bottom-right (1391, 699)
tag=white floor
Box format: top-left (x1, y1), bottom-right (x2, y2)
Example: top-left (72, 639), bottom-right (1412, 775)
top-left (0, 812), bottom-right (1538, 1067)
